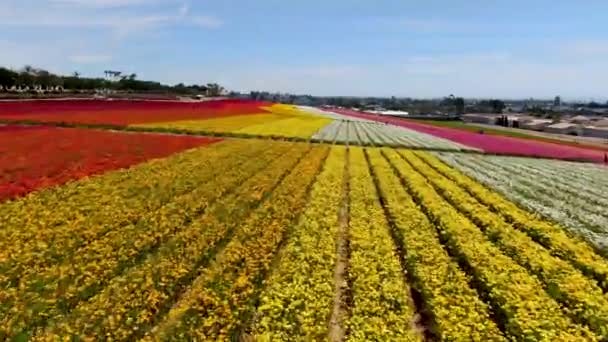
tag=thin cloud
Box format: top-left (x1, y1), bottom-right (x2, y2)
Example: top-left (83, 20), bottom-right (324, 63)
top-left (382, 18), bottom-right (480, 34)
top-left (178, 3), bottom-right (190, 17)
top-left (190, 16), bottom-right (223, 28)
top-left (68, 54), bottom-right (113, 64)
top-left (50, 0), bottom-right (151, 8)
top-left (0, 1), bottom-right (222, 33)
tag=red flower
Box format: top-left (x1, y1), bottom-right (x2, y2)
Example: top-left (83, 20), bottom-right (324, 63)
top-left (0, 126), bottom-right (221, 202)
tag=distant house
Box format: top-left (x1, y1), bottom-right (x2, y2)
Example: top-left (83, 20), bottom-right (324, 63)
top-left (372, 110), bottom-right (409, 117)
top-left (545, 122), bottom-right (580, 135)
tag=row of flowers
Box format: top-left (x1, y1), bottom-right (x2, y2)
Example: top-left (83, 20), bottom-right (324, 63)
top-left (249, 146), bottom-right (347, 340)
top-left (384, 148), bottom-right (597, 340)
top-left (38, 143), bottom-right (312, 340)
top-left (132, 113), bottom-right (284, 133)
top-left (0, 139), bottom-right (256, 287)
top-left (0, 140), bottom-right (292, 339)
top-left (330, 107), bottom-right (607, 163)
top-left (367, 148), bottom-right (504, 340)
top-left (403, 150), bottom-right (608, 338)
top-left (132, 104), bottom-right (333, 140)
top-left (346, 147), bottom-right (420, 341)
top-left (436, 152), bottom-right (608, 252)
top-left (0, 99), bottom-right (269, 125)
top-left (0, 126), bottom-right (219, 202)
top-left (141, 147), bottom-right (328, 340)
top-left (426, 152), bottom-right (608, 287)
top-left (312, 120), bottom-right (474, 151)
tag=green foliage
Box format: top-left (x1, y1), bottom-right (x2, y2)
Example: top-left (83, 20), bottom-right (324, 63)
top-left (0, 65), bottom-right (219, 95)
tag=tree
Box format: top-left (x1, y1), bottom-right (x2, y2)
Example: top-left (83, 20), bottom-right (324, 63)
top-left (490, 99), bottom-right (505, 113)
top-left (454, 97), bottom-right (465, 114)
top-left (0, 67), bottom-right (18, 87)
top-left (206, 83), bottom-right (224, 97)
top-left (440, 95), bottom-right (465, 114)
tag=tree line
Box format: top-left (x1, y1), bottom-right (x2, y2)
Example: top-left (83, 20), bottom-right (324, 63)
top-left (0, 65), bottom-right (224, 96)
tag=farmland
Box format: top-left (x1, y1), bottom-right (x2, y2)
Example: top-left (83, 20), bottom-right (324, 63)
top-left (2, 99), bottom-right (608, 341)
top-left (332, 108), bottom-right (608, 163)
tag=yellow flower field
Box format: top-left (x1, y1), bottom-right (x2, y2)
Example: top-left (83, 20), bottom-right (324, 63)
top-left (131, 112), bottom-right (284, 133)
top-left (2, 136), bottom-right (608, 341)
top-left (129, 104), bottom-right (333, 139)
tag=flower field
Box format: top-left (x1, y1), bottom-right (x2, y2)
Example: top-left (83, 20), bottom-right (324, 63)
top-left (0, 125), bottom-right (220, 201)
top-left (0, 99), bottom-right (270, 126)
top-left (2, 99), bottom-right (495, 146)
top-left (3, 98), bottom-right (608, 340)
top-left (3, 121), bottom-right (608, 341)
top-left (312, 120), bottom-right (475, 151)
top-left (435, 152), bottom-right (608, 253)
top-left (331, 108), bottom-right (608, 163)
top-left (132, 104), bottom-right (333, 139)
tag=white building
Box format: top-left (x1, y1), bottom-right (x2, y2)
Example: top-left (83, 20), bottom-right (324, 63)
top-left (371, 110), bottom-right (410, 117)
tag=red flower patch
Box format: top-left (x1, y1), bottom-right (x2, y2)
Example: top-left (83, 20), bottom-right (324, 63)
top-left (0, 99), bottom-right (271, 126)
top-left (0, 126), bottom-right (221, 201)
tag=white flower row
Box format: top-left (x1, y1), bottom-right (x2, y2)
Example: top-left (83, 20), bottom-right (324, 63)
top-left (312, 120), bottom-right (476, 150)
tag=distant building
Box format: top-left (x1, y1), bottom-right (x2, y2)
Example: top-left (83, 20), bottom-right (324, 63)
top-left (372, 110), bottom-right (409, 117)
top-left (554, 96), bottom-right (561, 107)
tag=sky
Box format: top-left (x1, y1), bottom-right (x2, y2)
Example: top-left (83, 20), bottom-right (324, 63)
top-left (1, 0), bottom-right (608, 99)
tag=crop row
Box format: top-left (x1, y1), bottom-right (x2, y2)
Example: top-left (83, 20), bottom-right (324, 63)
top-left (346, 147), bottom-right (420, 341)
top-left (366, 149), bottom-right (504, 340)
top-left (133, 113), bottom-right (284, 133)
top-left (382, 148), bottom-right (597, 340)
top-left (421, 152), bottom-right (608, 294)
top-left (401, 150), bottom-right (608, 338)
top-left (4, 138), bottom-right (608, 340)
top-left (0, 99), bottom-right (269, 125)
top-left (1, 140), bottom-right (305, 339)
top-left (132, 104), bottom-right (333, 139)
top-left (144, 146), bottom-right (329, 340)
top-left (237, 116), bottom-right (332, 139)
top-left (330, 107), bottom-right (607, 163)
top-left (38, 145), bottom-right (316, 340)
top-left (248, 146), bottom-right (347, 340)
top-left (312, 120), bottom-right (474, 151)
top-left (0, 126), bottom-right (219, 202)
top-left (436, 152), bottom-right (608, 251)
top-left (0, 139), bottom-right (264, 284)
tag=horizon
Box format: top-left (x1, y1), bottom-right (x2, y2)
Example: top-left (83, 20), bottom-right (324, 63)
top-left (2, 0), bottom-right (608, 99)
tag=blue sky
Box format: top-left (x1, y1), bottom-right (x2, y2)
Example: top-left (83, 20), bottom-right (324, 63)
top-left (1, 0), bottom-right (607, 99)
